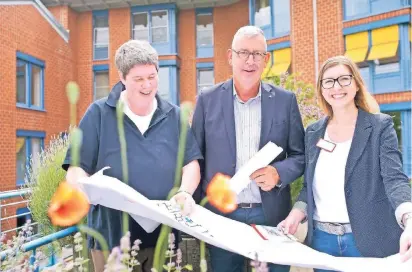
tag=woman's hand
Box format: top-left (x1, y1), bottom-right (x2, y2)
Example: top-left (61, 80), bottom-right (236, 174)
top-left (277, 208), bottom-right (306, 235)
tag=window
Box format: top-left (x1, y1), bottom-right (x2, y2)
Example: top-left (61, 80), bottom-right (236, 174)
top-left (262, 47), bottom-right (291, 78)
top-left (132, 10), bottom-right (169, 43)
top-left (254, 0), bottom-right (271, 28)
top-left (93, 11), bottom-right (109, 60)
top-left (132, 12), bottom-right (149, 41)
top-left (16, 53), bottom-right (44, 110)
top-left (196, 10), bottom-right (214, 58)
top-left (197, 69), bottom-right (214, 93)
top-left (16, 131), bottom-right (44, 186)
top-left (158, 67), bottom-right (170, 101)
top-left (380, 106), bottom-right (411, 178)
top-left (344, 23), bottom-right (410, 94)
top-left (344, 0), bottom-right (408, 20)
top-left (251, 0), bottom-right (290, 38)
top-left (94, 71), bottom-right (110, 100)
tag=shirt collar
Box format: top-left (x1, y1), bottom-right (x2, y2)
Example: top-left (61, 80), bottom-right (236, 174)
top-left (106, 81), bottom-right (173, 116)
top-left (233, 81), bottom-right (262, 102)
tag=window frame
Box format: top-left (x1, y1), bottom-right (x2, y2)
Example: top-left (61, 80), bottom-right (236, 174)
top-left (343, 0), bottom-right (409, 21)
top-left (196, 8), bottom-right (214, 58)
top-left (196, 62), bottom-right (215, 93)
top-left (249, 0), bottom-right (291, 39)
top-left (344, 22), bottom-right (410, 95)
top-left (93, 64), bottom-right (110, 101)
top-left (131, 10), bottom-right (169, 44)
top-left (16, 52), bottom-right (45, 111)
top-left (93, 10), bottom-right (109, 61)
top-left (380, 102), bottom-right (411, 178)
top-left (16, 130), bottom-right (45, 186)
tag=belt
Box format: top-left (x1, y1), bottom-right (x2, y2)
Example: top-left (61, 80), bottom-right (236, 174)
top-left (237, 203), bottom-right (262, 209)
top-left (314, 221), bottom-right (352, 235)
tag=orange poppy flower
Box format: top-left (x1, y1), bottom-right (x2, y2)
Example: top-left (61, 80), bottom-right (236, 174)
top-left (48, 181), bottom-right (90, 227)
top-left (206, 173), bottom-right (237, 213)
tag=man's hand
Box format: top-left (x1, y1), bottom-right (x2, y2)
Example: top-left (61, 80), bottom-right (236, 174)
top-left (400, 222), bottom-right (412, 262)
top-left (250, 166), bottom-right (280, 191)
top-left (170, 191), bottom-right (196, 216)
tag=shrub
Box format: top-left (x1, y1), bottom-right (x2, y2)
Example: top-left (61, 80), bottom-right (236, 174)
top-left (263, 73), bottom-right (323, 204)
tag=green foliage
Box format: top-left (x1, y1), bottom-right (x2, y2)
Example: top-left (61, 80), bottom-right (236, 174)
top-left (25, 132), bottom-right (72, 247)
top-left (263, 72), bottom-right (323, 204)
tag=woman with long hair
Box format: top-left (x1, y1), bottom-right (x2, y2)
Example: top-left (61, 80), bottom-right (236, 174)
top-left (279, 55), bottom-right (412, 271)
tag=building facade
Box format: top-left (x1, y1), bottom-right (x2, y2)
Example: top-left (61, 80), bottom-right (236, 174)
top-left (0, 0), bottom-right (411, 230)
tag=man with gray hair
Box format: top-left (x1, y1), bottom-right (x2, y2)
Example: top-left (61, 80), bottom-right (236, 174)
top-left (192, 25), bottom-right (305, 271)
top-left (63, 40), bottom-right (203, 271)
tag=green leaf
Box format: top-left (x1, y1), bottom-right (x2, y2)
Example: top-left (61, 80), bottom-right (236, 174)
top-left (183, 264), bottom-right (193, 271)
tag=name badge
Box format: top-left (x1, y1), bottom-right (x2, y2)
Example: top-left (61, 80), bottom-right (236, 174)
top-left (316, 138), bottom-right (336, 152)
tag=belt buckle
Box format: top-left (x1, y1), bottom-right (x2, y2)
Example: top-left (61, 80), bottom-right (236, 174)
top-left (331, 223), bottom-right (345, 235)
top-left (241, 203), bottom-right (253, 209)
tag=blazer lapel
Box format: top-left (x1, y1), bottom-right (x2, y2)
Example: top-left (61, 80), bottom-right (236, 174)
top-left (220, 79), bottom-right (237, 162)
top-left (259, 84), bottom-right (276, 148)
top-left (307, 117), bottom-right (329, 182)
top-left (345, 109), bottom-right (372, 183)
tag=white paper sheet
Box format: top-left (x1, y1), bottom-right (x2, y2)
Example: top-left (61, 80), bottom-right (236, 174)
top-left (78, 173), bottom-right (412, 272)
top-left (228, 141), bottom-right (283, 194)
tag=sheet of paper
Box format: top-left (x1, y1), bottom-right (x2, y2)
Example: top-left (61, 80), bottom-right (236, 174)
top-left (228, 141), bottom-right (283, 194)
top-left (78, 174), bottom-right (412, 271)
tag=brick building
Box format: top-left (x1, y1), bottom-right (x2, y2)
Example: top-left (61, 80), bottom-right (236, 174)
top-left (0, 0), bottom-right (411, 230)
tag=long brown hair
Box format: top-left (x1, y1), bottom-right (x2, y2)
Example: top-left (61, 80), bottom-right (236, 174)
top-left (316, 55), bottom-right (380, 117)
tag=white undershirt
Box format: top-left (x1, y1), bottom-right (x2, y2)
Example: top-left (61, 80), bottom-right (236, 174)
top-left (120, 92), bottom-right (157, 135)
top-left (313, 131), bottom-right (352, 223)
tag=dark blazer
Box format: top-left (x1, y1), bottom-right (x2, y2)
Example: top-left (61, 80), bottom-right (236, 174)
top-left (191, 78), bottom-right (305, 227)
top-left (297, 108), bottom-right (411, 257)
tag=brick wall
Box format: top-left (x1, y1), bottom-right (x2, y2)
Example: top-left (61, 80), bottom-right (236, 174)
top-left (213, 0), bottom-right (249, 83)
top-left (178, 9), bottom-right (197, 103)
top-left (0, 5), bottom-right (75, 193)
top-left (316, 0), bottom-right (344, 68)
top-left (291, 0), bottom-right (316, 86)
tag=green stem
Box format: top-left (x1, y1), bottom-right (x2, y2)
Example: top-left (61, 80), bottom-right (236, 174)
top-left (116, 100), bottom-right (129, 236)
top-left (78, 225), bottom-right (109, 260)
top-left (153, 103), bottom-right (192, 270)
top-left (153, 225), bottom-right (171, 271)
top-left (199, 197), bottom-right (208, 207)
top-left (168, 103), bottom-right (191, 200)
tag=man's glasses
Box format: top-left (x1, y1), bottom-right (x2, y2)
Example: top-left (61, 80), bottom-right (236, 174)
top-left (321, 75), bottom-right (353, 89)
top-left (231, 49), bottom-right (267, 62)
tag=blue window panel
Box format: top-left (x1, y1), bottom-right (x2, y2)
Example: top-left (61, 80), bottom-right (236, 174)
top-left (197, 46), bottom-right (214, 58)
top-left (157, 65), bottom-right (178, 105)
top-left (16, 131), bottom-right (45, 186)
top-left (196, 9), bottom-right (214, 58)
top-left (94, 47), bottom-right (109, 60)
top-left (344, 0), bottom-right (407, 20)
top-left (93, 10), bottom-right (109, 60)
top-left (371, 0), bottom-right (403, 14)
top-left (16, 52), bottom-right (45, 111)
top-left (94, 70), bottom-right (110, 101)
top-left (131, 4), bottom-right (177, 55)
top-left (373, 72), bottom-right (401, 94)
top-left (197, 68), bottom-right (214, 94)
top-left (273, 0), bottom-right (290, 37)
top-left (359, 66), bottom-right (371, 92)
top-left (401, 110), bottom-right (411, 177)
top-left (250, 0), bottom-right (290, 39)
top-left (344, 0), bottom-right (369, 19)
top-left (399, 24), bottom-right (411, 91)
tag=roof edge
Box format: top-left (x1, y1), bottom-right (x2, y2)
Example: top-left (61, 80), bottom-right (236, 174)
top-left (0, 0), bottom-right (69, 43)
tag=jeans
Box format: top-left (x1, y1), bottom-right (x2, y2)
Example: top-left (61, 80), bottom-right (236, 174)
top-left (311, 227), bottom-right (362, 272)
top-left (208, 207), bottom-right (290, 272)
